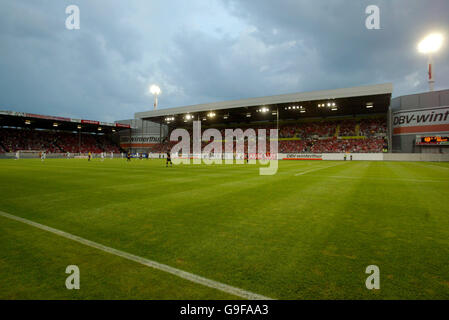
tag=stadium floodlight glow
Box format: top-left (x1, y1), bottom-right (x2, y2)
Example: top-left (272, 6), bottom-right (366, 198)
top-left (53, 123), bottom-right (58, 127)
top-left (418, 33), bottom-right (443, 54)
top-left (185, 114), bottom-right (193, 120)
top-left (149, 84), bottom-right (161, 110)
top-left (207, 112), bottom-right (216, 118)
top-left (25, 120), bottom-right (31, 125)
top-left (77, 124), bottom-right (82, 129)
top-left (418, 33), bottom-right (444, 91)
top-left (98, 127), bottom-right (102, 131)
top-left (288, 106), bottom-right (291, 110)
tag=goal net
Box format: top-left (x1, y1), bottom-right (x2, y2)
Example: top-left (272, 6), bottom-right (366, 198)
top-left (16, 150), bottom-right (45, 159)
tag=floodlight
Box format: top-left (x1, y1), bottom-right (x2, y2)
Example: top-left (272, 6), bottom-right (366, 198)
top-left (418, 33), bottom-right (443, 54)
top-left (150, 84), bottom-right (161, 95)
top-left (149, 84), bottom-right (161, 109)
top-left (418, 33), bottom-right (444, 91)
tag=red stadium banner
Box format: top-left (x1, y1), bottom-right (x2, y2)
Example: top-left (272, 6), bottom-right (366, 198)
top-left (25, 113), bottom-right (71, 122)
top-left (115, 123), bottom-right (131, 128)
top-left (81, 119), bottom-right (100, 125)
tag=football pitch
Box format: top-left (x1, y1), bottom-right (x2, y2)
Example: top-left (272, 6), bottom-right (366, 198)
top-left (0, 158), bottom-right (448, 300)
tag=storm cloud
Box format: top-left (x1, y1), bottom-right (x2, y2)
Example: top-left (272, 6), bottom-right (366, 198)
top-left (0, 0), bottom-right (448, 121)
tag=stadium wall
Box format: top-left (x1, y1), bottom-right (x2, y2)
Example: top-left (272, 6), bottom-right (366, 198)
top-left (279, 153), bottom-right (448, 161)
top-left (1, 152), bottom-right (448, 161)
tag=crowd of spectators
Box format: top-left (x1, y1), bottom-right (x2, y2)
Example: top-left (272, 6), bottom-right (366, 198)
top-left (152, 117), bottom-right (387, 154)
top-left (359, 118), bottom-right (387, 137)
top-left (278, 138), bottom-right (385, 153)
top-left (0, 128), bottom-right (121, 153)
top-left (0, 117), bottom-right (387, 154)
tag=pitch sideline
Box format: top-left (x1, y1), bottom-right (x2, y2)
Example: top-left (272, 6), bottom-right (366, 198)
top-left (0, 210), bottom-right (272, 300)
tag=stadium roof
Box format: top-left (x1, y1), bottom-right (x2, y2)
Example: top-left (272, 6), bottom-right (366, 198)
top-left (0, 110), bottom-right (133, 133)
top-left (135, 83), bottom-right (393, 125)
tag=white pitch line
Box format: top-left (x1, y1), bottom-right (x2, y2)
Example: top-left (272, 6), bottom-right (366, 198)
top-left (294, 162), bottom-right (346, 176)
top-left (0, 210), bottom-right (272, 300)
top-left (310, 175), bottom-right (448, 183)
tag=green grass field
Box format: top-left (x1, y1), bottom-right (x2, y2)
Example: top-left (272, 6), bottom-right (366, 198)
top-left (0, 158), bottom-right (448, 300)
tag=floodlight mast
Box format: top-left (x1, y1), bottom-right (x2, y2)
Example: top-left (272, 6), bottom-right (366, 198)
top-left (418, 33), bottom-right (443, 91)
top-left (150, 85), bottom-right (161, 110)
top-left (428, 55), bottom-right (434, 92)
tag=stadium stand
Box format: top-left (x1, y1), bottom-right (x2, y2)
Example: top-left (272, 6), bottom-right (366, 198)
top-left (0, 116), bottom-right (387, 154)
top-left (0, 127), bottom-right (121, 153)
top-left (150, 117), bottom-right (387, 153)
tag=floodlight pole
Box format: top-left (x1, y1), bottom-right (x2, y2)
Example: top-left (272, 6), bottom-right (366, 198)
top-left (428, 54), bottom-right (434, 91)
top-left (153, 94), bottom-right (159, 110)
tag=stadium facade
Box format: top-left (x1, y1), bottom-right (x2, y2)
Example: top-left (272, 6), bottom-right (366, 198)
top-left (390, 89), bottom-right (449, 153)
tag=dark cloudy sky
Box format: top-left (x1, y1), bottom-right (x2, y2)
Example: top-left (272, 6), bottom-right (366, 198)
top-left (1, 0), bottom-right (448, 121)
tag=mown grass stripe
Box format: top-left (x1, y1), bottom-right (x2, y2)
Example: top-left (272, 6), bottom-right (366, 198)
top-left (0, 210), bottom-right (272, 300)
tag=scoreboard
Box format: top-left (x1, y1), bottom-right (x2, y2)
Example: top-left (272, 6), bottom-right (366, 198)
top-left (416, 135), bottom-right (449, 146)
